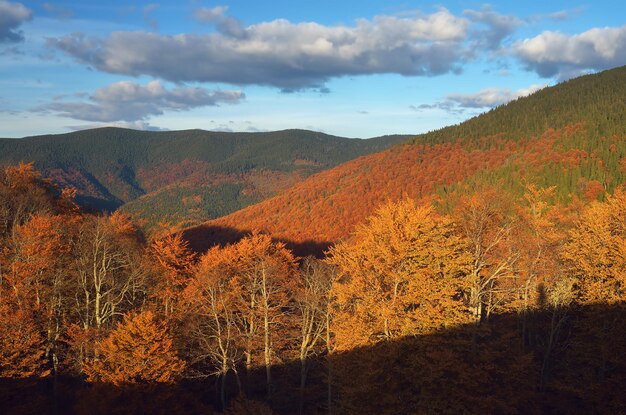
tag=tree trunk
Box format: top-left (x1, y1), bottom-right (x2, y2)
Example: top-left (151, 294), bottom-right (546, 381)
top-left (264, 309), bottom-right (272, 401)
top-left (299, 355), bottom-right (308, 415)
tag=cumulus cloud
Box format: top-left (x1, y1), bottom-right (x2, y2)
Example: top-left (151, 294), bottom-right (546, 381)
top-left (48, 8), bottom-right (472, 89)
top-left (464, 6), bottom-right (522, 50)
top-left (514, 25), bottom-right (626, 79)
top-left (39, 80), bottom-right (244, 122)
top-left (0, 1), bottom-right (32, 43)
top-left (412, 83), bottom-right (546, 115)
top-left (446, 84), bottom-right (547, 108)
top-left (193, 6), bottom-right (246, 38)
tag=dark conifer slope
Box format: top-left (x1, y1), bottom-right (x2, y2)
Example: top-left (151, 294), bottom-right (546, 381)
top-left (0, 128), bottom-right (409, 228)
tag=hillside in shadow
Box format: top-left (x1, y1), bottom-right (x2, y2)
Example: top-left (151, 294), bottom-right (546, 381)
top-left (181, 224), bottom-right (332, 257)
top-left (2, 302), bottom-right (624, 415)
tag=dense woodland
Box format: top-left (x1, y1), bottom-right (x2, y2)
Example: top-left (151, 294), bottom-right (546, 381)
top-left (1, 67), bottom-right (625, 414)
top-left (204, 66), bottom-right (626, 251)
top-left (0, 129), bottom-right (408, 230)
top-left (1, 161), bottom-right (625, 414)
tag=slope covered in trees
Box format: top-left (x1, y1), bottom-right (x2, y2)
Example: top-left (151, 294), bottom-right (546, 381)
top-left (1, 162), bottom-right (625, 414)
top-left (192, 66), bottom-right (626, 252)
top-left (0, 128), bottom-right (409, 230)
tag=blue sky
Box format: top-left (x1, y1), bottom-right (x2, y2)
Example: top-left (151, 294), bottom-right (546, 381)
top-left (0, 0), bottom-right (624, 138)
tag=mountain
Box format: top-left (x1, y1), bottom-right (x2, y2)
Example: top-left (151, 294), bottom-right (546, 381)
top-left (187, 65), bottom-right (626, 254)
top-left (0, 128), bottom-right (410, 229)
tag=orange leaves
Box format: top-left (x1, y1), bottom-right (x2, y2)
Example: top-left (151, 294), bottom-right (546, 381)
top-left (108, 211), bottom-right (140, 241)
top-left (84, 311), bottom-right (185, 385)
top-left (207, 139), bottom-right (515, 249)
top-left (150, 233), bottom-right (196, 318)
top-left (0, 306), bottom-right (49, 378)
top-left (5, 214), bottom-right (72, 310)
top-left (562, 190), bottom-right (626, 303)
top-left (329, 199), bottom-right (472, 350)
top-left (152, 233), bottom-right (196, 274)
top-left (3, 162), bottom-right (42, 189)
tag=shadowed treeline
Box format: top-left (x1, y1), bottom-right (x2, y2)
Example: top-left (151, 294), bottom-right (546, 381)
top-left (182, 224), bottom-right (332, 258)
top-left (2, 302), bottom-right (624, 415)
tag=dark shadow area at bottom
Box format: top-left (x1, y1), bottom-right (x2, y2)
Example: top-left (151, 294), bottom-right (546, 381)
top-left (1, 302), bottom-right (625, 414)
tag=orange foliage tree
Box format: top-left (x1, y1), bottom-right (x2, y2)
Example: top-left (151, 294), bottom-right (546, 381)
top-left (453, 189), bottom-right (520, 322)
top-left (184, 232), bottom-right (296, 401)
top-left (328, 199), bottom-right (472, 351)
top-left (562, 189), bottom-right (626, 303)
top-left (559, 190), bottom-right (626, 409)
top-left (150, 233), bottom-right (196, 318)
top-left (228, 232), bottom-right (296, 399)
top-left (84, 310), bottom-right (185, 385)
top-left (0, 305), bottom-right (49, 378)
top-left (5, 214), bottom-right (74, 378)
top-left (184, 244), bottom-right (242, 409)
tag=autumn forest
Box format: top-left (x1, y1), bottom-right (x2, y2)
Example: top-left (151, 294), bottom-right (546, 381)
top-left (1, 67), bottom-right (625, 415)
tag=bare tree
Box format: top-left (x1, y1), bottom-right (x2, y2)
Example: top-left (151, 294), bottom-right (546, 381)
top-left (72, 215), bottom-right (145, 331)
top-left (295, 257), bottom-right (333, 414)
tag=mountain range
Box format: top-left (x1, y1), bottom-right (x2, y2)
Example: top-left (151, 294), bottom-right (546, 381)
top-left (0, 128), bottom-right (409, 230)
top-left (1, 66), bottom-right (624, 249)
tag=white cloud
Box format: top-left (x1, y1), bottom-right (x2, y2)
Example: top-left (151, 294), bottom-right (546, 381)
top-left (48, 8), bottom-right (472, 89)
top-left (464, 6), bottom-right (523, 50)
top-left (446, 84), bottom-right (547, 108)
top-left (0, 1), bottom-right (32, 43)
top-left (193, 6), bottom-right (246, 38)
top-left (38, 80), bottom-right (245, 122)
top-left (515, 25), bottom-right (626, 79)
top-left (412, 83), bottom-right (547, 115)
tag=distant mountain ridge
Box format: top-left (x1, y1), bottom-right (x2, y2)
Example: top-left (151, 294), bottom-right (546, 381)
top-left (0, 128), bottom-right (410, 229)
top-left (188, 65), bottom-right (626, 254)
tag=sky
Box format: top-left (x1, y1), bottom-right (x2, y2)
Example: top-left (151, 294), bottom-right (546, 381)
top-left (0, 1), bottom-right (625, 138)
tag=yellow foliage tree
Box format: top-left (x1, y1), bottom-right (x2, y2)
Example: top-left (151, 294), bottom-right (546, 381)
top-left (562, 189), bottom-right (626, 303)
top-left (328, 199), bottom-right (472, 351)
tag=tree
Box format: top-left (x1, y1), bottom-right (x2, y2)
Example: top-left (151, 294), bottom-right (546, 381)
top-left (230, 232), bottom-right (296, 400)
top-left (560, 190), bottom-right (626, 402)
top-left (454, 190), bottom-right (519, 323)
top-left (5, 214), bottom-right (75, 387)
top-left (329, 199), bottom-right (472, 349)
top-left (0, 162), bottom-right (56, 239)
top-left (83, 310), bottom-right (185, 385)
top-left (328, 199), bottom-right (473, 413)
top-left (71, 213), bottom-right (146, 331)
top-left (562, 189), bottom-right (626, 303)
top-left (184, 245), bottom-right (242, 410)
top-left (295, 257), bottom-right (333, 414)
top-left (0, 305), bottom-right (49, 378)
top-left (149, 233), bottom-right (196, 319)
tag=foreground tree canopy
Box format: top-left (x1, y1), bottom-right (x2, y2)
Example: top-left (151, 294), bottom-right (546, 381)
top-left (0, 162), bottom-right (625, 414)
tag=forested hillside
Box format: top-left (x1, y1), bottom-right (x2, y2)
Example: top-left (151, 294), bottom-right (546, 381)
top-left (192, 66), bottom-right (626, 253)
top-left (1, 162), bottom-right (625, 414)
top-left (0, 128), bottom-right (408, 230)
